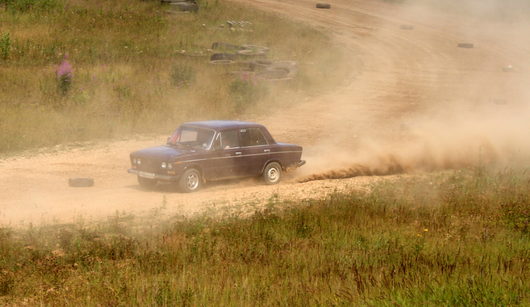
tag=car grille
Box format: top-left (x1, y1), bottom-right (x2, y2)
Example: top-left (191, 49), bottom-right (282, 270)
top-left (137, 159), bottom-right (159, 172)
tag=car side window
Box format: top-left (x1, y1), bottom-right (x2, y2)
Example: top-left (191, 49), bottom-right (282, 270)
top-left (220, 129), bottom-right (239, 149)
top-left (240, 128), bottom-right (268, 147)
top-left (212, 133), bottom-right (221, 150)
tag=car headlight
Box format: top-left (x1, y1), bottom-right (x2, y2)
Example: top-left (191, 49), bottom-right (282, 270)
top-left (136, 159), bottom-right (141, 165)
top-left (168, 163), bottom-right (173, 169)
top-left (161, 162), bottom-right (167, 169)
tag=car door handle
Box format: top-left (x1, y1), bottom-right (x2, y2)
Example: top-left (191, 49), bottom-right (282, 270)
top-left (235, 152), bottom-right (242, 155)
top-left (264, 149), bottom-right (270, 153)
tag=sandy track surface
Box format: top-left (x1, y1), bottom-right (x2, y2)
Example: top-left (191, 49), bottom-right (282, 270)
top-left (0, 138), bottom-right (384, 225)
top-left (1, 0), bottom-right (529, 225)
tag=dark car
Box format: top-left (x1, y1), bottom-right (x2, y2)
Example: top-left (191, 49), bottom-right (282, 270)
top-left (128, 121), bottom-right (305, 192)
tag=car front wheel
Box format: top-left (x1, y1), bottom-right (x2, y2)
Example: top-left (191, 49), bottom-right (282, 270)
top-left (263, 162), bottom-right (282, 185)
top-left (138, 176), bottom-right (157, 189)
top-left (179, 168), bottom-right (201, 193)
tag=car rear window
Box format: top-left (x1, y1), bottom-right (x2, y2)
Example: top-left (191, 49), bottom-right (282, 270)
top-left (240, 128), bottom-right (267, 147)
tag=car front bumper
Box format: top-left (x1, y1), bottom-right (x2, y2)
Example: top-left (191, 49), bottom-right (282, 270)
top-left (128, 169), bottom-right (180, 181)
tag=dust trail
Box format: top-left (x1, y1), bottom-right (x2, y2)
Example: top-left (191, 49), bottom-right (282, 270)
top-left (298, 157), bottom-right (404, 183)
top-left (295, 0), bottom-right (530, 182)
top-left (299, 99), bottom-right (530, 182)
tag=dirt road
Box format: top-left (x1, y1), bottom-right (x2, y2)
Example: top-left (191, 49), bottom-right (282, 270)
top-left (1, 0), bottom-right (529, 225)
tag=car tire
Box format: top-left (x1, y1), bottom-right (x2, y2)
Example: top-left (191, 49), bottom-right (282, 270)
top-left (316, 3), bottom-right (331, 9)
top-left (138, 176), bottom-right (157, 189)
top-left (170, 2), bottom-right (198, 12)
top-left (179, 168), bottom-right (201, 193)
top-left (210, 53), bottom-right (237, 64)
top-left (263, 162), bottom-right (282, 185)
top-left (457, 43), bottom-right (474, 48)
top-left (211, 42), bottom-right (243, 50)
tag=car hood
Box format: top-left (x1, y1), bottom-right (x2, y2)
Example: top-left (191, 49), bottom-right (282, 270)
top-left (131, 145), bottom-right (194, 161)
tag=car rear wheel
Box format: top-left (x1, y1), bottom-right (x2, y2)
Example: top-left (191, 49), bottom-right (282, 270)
top-left (179, 168), bottom-right (201, 193)
top-left (138, 176), bottom-right (157, 189)
top-left (263, 162), bottom-right (282, 185)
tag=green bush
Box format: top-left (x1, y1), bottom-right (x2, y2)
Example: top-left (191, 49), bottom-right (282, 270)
top-left (0, 33), bottom-right (10, 60)
top-left (0, 0), bottom-right (62, 12)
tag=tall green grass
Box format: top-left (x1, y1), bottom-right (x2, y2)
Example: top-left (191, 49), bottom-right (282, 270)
top-left (0, 170), bottom-right (528, 305)
top-left (0, 0), bottom-right (352, 153)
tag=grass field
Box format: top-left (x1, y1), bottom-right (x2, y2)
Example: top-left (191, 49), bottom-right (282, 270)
top-left (0, 169), bottom-right (527, 305)
top-left (0, 0), bottom-right (350, 153)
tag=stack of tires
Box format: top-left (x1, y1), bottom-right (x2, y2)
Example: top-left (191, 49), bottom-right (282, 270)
top-left (254, 60), bottom-right (298, 81)
top-left (209, 42), bottom-right (298, 81)
top-left (209, 43), bottom-right (269, 64)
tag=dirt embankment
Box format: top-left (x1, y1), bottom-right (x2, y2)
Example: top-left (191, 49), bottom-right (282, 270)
top-left (1, 0), bottom-right (529, 225)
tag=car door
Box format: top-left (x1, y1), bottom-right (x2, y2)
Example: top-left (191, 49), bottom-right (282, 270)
top-left (209, 129), bottom-right (242, 179)
top-left (238, 127), bottom-right (272, 176)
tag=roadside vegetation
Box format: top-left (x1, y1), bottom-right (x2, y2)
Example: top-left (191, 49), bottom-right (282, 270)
top-left (0, 0), bottom-right (351, 153)
top-left (0, 169), bottom-right (528, 305)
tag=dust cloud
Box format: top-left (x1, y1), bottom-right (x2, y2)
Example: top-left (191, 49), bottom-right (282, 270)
top-left (297, 0), bottom-right (530, 182)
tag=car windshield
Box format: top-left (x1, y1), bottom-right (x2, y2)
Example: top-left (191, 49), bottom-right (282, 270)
top-left (167, 126), bottom-right (215, 150)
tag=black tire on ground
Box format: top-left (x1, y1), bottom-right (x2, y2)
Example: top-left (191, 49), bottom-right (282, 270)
top-left (68, 178), bottom-right (94, 187)
top-left (170, 2), bottom-right (198, 12)
top-left (240, 45), bottom-right (270, 53)
top-left (270, 61), bottom-right (298, 76)
top-left (138, 176), bottom-right (157, 189)
top-left (161, 0), bottom-right (189, 3)
top-left (316, 3), bottom-right (331, 9)
top-left (457, 43), bottom-right (474, 48)
top-left (179, 168), bottom-right (202, 193)
top-left (211, 42), bottom-right (243, 50)
top-left (210, 53), bottom-right (237, 61)
top-left (256, 67), bottom-right (291, 80)
top-left (255, 60), bottom-right (273, 66)
top-left (249, 60), bottom-right (273, 71)
top-left (229, 70), bottom-right (255, 78)
top-left (263, 162), bottom-right (282, 185)
top-left (237, 49), bottom-right (268, 57)
top-left (210, 53), bottom-right (237, 64)
top-left (271, 60), bottom-right (297, 68)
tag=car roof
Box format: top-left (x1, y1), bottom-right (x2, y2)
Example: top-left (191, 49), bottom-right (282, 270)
top-left (182, 120), bottom-right (265, 131)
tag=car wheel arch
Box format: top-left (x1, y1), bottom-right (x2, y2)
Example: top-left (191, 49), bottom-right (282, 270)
top-left (183, 164), bottom-right (205, 182)
top-left (261, 159), bottom-right (283, 174)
